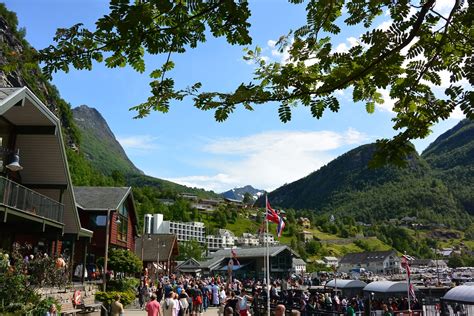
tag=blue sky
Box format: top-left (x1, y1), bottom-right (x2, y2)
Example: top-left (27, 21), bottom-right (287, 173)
top-left (4, 0), bottom-right (465, 192)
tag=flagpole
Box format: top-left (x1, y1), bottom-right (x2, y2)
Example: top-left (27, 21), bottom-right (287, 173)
top-left (403, 254), bottom-right (411, 314)
top-left (265, 194), bottom-right (270, 316)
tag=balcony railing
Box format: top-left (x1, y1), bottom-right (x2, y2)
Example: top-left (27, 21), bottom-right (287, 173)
top-left (0, 176), bottom-right (64, 223)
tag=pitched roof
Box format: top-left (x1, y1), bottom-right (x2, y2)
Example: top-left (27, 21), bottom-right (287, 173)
top-left (0, 87), bottom-right (22, 102)
top-left (210, 245), bottom-right (299, 259)
top-left (199, 256), bottom-right (226, 270)
top-left (292, 258), bottom-right (306, 265)
top-left (339, 250), bottom-right (397, 264)
top-left (134, 234), bottom-right (178, 262)
top-left (74, 186), bottom-right (131, 210)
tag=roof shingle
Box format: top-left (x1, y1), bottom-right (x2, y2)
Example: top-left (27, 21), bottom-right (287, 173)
top-left (74, 186), bottom-right (131, 210)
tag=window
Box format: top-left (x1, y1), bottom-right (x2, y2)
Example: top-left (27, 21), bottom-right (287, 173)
top-left (117, 203), bottom-right (128, 242)
top-left (90, 215), bottom-right (107, 227)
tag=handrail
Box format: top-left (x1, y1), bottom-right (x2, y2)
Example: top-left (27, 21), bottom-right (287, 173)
top-left (0, 176), bottom-right (64, 223)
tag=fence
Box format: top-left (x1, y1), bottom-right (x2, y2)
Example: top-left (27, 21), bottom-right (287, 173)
top-left (0, 176), bottom-right (64, 223)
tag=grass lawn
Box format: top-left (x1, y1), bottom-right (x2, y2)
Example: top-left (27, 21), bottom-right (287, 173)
top-left (308, 228), bottom-right (340, 240)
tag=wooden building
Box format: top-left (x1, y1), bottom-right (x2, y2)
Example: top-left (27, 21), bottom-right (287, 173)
top-left (0, 87), bottom-right (93, 264)
top-left (74, 186), bottom-right (139, 266)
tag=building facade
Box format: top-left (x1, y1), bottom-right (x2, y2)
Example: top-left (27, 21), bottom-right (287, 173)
top-left (237, 233), bottom-right (260, 247)
top-left (144, 213), bottom-right (206, 243)
top-left (74, 187), bottom-right (139, 265)
top-left (0, 87), bottom-right (92, 276)
top-left (339, 250), bottom-right (400, 274)
top-left (207, 229), bottom-right (236, 251)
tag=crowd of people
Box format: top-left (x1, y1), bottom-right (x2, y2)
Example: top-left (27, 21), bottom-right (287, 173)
top-left (129, 273), bottom-right (421, 316)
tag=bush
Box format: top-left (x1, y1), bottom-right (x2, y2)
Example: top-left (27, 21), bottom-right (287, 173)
top-left (107, 277), bottom-right (139, 292)
top-left (31, 297), bottom-right (62, 315)
top-left (0, 245), bottom-right (69, 314)
top-left (96, 291), bottom-right (135, 307)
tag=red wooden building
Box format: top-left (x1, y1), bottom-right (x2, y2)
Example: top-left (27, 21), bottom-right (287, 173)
top-left (74, 187), bottom-right (139, 268)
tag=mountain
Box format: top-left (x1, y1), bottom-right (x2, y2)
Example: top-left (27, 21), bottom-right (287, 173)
top-left (422, 119), bottom-right (474, 214)
top-left (221, 185), bottom-right (265, 201)
top-left (72, 105), bottom-right (142, 176)
top-left (260, 143), bottom-right (469, 227)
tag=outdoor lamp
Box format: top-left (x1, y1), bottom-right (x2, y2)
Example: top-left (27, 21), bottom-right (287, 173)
top-left (116, 216), bottom-right (121, 224)
top-left (4, 148), bottom-right (23, 171)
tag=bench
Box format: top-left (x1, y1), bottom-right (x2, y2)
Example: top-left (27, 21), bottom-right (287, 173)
top-left (60, 302), bottom-right (82, 316)
top-left (79, 302), bottom-right (102, 313)
top-left (61, 299), bottom-right (102, 315)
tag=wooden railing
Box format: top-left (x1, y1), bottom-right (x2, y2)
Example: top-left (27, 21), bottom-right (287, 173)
top-left (0, 176), bottom-right (64, 223)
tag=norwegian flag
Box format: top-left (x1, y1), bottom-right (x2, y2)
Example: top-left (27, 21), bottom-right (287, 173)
top-left (401, 255), bottom-right (411, 278)
top-left (231, 249), bottom-right (240, 266)
top-left (276, 215), bottom-right (286, 238)
top-left (266, 199), bottom-right (286, 238)
top-left (266, 200), bottom-right (280, 224)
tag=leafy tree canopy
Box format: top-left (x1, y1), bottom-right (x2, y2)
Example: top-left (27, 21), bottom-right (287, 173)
top-left (29, 0), bottom-right (473, 165)
top-left (106, 248), bottom-right (142, 275)
top-left (177, 239), bottom-right (205, 261)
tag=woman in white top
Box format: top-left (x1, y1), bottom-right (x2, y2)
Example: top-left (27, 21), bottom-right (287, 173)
top-left (173, 292), bottom-right (180, 316)
top-left (163, 292), bottom-right (175, 316)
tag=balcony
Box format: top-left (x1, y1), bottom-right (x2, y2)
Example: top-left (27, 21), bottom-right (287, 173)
top-left (0, 176), bottom-right (64, 223)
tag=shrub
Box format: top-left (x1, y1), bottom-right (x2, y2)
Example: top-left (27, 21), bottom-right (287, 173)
top-left (0, 244), bottom-right (69, 314)
top-left (31, 297), bottom-right (62, 315)
top-left (107, 277), bottom-right (139, 292)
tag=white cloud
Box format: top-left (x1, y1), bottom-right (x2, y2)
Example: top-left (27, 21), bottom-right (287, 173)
top-left (166, 129), bottom-right (369, 192)
top-left (377, 88), bottom-right (396, 113)
top-left (433, 1), bottom-right (456, 16)
top-left (117, 135), bottom-right (158, 151)
top-left (333, 36), bottom-right (361, 54)
top-left (449, 106), bottom-right (465, 120)
top-left (376, 20), bottom-right (392, 32)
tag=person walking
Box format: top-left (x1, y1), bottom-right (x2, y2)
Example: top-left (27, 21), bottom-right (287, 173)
top-left (163, 292), bottom-right (176, 316)
top-left (138, 280), bottom-right (148, 310)
top-left (110, 294), bottom-right (124, 316)
top-left (146, 294), bottom-right (161, 316)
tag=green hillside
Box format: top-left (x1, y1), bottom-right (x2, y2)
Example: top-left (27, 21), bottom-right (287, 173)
top-left (422, 119), bottom-right (474, 214)
top-left (72, 105), bottom-right (142, 176)
top-left (264, 143), bottom-right (469, 228)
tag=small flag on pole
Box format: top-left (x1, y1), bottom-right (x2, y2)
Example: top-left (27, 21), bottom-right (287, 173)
top-left (401, 255), bottom-right (411, 278)
top-left (231, 248), bottom-right (240, 266)
top-left (266, 200), bottom-right (286, 238)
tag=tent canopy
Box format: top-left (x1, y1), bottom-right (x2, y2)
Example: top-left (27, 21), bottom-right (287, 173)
top-left (326, 279), bottom-right (367, 289)
top-left (363, 281), bottom-right (418, 294)
top-left (442, 285), bottom-right (474, 304)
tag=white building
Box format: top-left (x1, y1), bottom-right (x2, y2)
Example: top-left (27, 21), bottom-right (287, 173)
top-left (292, 258), bottom-right (307, 275)
top-left (144, 213), bottom-right (205, 243)
top-left (237, 233), bottom-right (260, 247)
top-left (207, 229), bottom-right (236, 251)
top-left (323, 256), bottom-right (339, 267)
top-left (338, 250), bottom-right (400, 274)
top-left (259, 232), bottom-right (278, 245)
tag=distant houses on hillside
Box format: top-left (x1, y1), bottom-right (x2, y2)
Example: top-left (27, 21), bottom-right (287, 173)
top-left (143, 213), bottom-right (278, 251)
